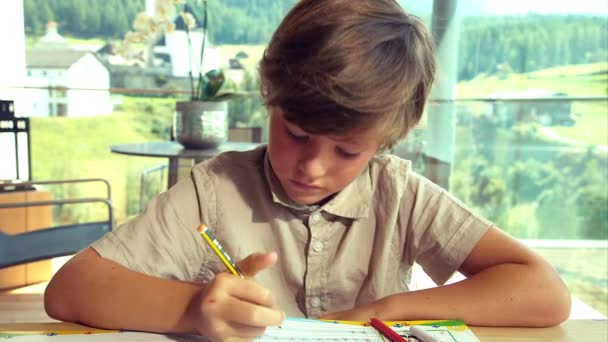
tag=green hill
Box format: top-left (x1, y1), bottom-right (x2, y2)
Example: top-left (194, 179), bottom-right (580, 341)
top-left (457, 62), bottom-right (607, 146)
top-left (31, 97), bottom-right (175, 223)
top-left (24, 0), bottom-right (607, 78)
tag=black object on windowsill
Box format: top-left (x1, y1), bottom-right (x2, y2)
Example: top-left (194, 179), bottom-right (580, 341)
top-left (0, 99), bottom-right (32, 182)
top-left (0, 180), bottom-right (36, 193)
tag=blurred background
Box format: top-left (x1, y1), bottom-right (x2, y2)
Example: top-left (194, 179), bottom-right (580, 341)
top-left (0, 0), bottom-right (606, 317)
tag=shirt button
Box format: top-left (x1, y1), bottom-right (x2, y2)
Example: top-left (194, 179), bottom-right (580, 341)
top-left (310, 296), bottom-right (321, 308)
top-left (312, 240), bottom-right (324, 253)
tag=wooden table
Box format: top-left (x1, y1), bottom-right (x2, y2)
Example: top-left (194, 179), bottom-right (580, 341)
top-left (1, 319), bottom-right (606, 341)
top-left (1, 285), bottom-right (607, 341)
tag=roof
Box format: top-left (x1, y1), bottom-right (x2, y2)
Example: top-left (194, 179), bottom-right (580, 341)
top-left (229, 58), bottom-right (244, 70)
top-left (36, 21), bottom-right (69, 48)
top-left (26, 49), bottom-right (88, 69)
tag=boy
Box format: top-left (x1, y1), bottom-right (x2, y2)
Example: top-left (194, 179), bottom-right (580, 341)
top-left (45, 0), bottom-right (571, 341)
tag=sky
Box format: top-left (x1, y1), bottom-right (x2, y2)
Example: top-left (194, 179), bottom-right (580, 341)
top-left (480, 0), bottom-right (608, 15)
top-left (403, 0), bottom-right (608, 16)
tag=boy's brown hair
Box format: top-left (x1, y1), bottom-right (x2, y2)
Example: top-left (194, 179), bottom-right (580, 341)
top-left (259, 0), bottom-right (436, 150)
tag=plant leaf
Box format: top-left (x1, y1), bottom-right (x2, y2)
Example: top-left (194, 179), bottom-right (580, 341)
top-left (205, 69), bottom-right (225, 98)
top-left (197, 74), bottom-right (209, 100)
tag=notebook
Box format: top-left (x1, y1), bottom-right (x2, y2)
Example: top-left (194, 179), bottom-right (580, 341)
top-left (0, 317), bottom-right (479, 341)
top-left (259, 317), bottom-right (480, 341)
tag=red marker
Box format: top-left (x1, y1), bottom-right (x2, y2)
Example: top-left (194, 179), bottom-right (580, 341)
top-left (370, 318), bottom-right (407, 342)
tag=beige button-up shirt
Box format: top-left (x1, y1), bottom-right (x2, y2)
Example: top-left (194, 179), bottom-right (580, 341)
top-left (91, 146), bottom-right (491, 317)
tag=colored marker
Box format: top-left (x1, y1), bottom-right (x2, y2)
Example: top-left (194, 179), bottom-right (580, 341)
top-left (370, 318), bottom-right (407, 342)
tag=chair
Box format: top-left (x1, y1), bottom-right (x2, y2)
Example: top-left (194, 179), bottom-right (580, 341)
top-left (0, 178), bottom-right (113, 268)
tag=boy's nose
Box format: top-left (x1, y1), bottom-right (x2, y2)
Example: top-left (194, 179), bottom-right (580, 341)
top-left (297, 152), bottom-right (328, 180)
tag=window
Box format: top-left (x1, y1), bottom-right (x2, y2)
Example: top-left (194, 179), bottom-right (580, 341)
top-left (399, 0), bottom-right (608, 317)
top-left (10, 0), bottom-right (608, 318)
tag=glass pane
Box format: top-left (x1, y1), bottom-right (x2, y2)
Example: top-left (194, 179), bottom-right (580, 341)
top-left (9, 0), bottom-right (607, 319)
top-left (398, 0), bottom-right (608, 317)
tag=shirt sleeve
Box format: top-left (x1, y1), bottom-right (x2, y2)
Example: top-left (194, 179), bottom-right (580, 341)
top-left (90, 169), bottom-right (213, 281)
top-left (403, 172), bottom-right (492, 285)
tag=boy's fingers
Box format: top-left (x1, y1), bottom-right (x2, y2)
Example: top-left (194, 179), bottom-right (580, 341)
top-left (222, 296), bottom-right (285, 328)
top-left (236, 252), bottom-right (278, 277)
top-left (226, 278), bottom-right (276, 308)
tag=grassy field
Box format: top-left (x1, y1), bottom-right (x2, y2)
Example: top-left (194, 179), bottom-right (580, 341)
top-left (217, 44), bottom-right (267, 72)
top-left (31, 96), bottom-right (175, 223)
top-left (551, 103), bottom-right (608, 146)
top-left (64, 37), bottom-right (106, 49)
top-left (457, 62), bottom-right (608, 147)
top-left (26, 36), bottom-right (106, 49)
top-left (457, 62), bottom-right (608, 98)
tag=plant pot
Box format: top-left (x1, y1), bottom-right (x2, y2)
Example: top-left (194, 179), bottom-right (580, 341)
top-left (173, 101), bottom-right (228, 149)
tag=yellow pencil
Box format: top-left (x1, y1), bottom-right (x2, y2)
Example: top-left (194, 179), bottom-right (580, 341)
top-left (197, 224), bottom-right (245, 277)
top-left (199, 224), bottom-right (284, 328)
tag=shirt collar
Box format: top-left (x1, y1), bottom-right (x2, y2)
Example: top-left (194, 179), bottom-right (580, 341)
top-left (263, 149), bottom-right (371, 219)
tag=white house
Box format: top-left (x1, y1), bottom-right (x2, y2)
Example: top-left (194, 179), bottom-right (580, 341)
top-left (24, 22), bottom-right (113, 117)
top-left (145, 0), bottom-right (221, 78)
top-left (155, 29), bottom-right (221, 78)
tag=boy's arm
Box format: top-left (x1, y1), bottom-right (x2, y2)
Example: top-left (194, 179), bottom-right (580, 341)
top-left (44, 248), bottom-right (283, 337)
top-left (322, 227), bottom-right (571, 327)
top-left (45, 248), bottom-right (200, 333)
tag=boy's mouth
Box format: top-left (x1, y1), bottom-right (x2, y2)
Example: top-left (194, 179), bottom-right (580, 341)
top-left (290, 179), bottom-right (322, 190)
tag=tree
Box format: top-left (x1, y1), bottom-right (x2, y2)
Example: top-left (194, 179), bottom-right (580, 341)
top-left (83, 1), bottom-right (101, 37)
top-left (23, 0), bottom-right (41, 35)
top-left (39, 1), bottom-right (54, 34)
top-left (458, 15), bottom-right (607, 80)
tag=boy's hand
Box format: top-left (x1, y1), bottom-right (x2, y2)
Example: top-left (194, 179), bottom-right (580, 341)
top-left (186, 252), bottom-right (284, 341)
top-left (238, 252), bottom-right (279, 277)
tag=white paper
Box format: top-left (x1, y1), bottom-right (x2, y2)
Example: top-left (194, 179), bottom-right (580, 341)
top-left (2, 318), bottom-right (479, 342)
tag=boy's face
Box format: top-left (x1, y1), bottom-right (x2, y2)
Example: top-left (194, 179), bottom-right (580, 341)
top-left (267, 107), bottom-right (381, 205)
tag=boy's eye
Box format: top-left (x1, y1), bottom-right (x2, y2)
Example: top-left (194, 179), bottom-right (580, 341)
top-left (285, 128), bottom-right (309, 142)
top-left (336, 147), bottom-right (360, 159)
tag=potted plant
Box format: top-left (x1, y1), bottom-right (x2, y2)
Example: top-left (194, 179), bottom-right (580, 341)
top-left (119, 0), bottom-right (238, 149)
